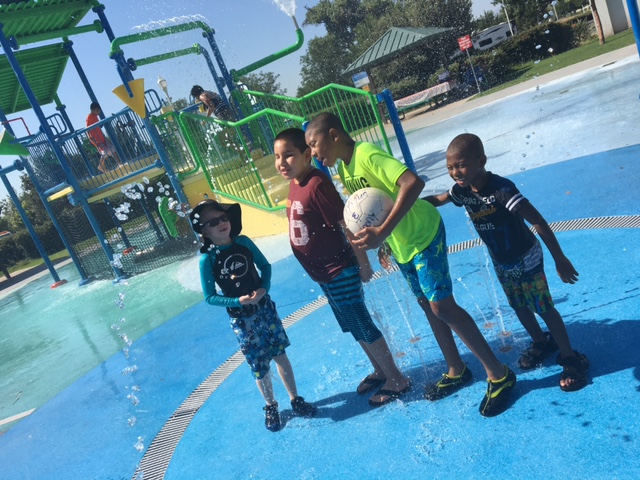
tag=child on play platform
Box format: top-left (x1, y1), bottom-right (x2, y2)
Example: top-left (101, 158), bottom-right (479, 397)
top-left (190, 199), bottom-right (317, 432)
top-left (305, 113), bottom-right (515, 417)
top-left (86, 102), bottom-right (123, 173)
top-left (273, 128), bottom-right (410, 408)
top-left (425, 133), bottom-right (589, 392)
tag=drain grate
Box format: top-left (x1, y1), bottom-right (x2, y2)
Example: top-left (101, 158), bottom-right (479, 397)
top-left (132, 215), bottom-right (640, 479)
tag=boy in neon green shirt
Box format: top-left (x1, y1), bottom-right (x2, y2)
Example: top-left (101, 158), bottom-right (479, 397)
top-left (305, 113), bottom-right (516, 417)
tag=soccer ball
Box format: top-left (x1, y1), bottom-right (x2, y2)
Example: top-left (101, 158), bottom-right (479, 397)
top-left (343, 187), bottom-right (394, 234)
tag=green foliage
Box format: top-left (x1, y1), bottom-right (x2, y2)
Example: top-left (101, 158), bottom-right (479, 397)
top-left (239, 72), bottom-right (287, 96)
top-left (571, 19), bottom-right (595, 46)
top-left (499, 22), bottom-right (574, 64)
top-left (0, 221), bottom-right (64, 268)
top-left (299, 0), bottom-right (473, 96)
top-left (474, 9), bottom-right (505, 31)
top-left (492, 0), bottom-right (551, 31)
top-left (298, 34), bottom-right (354, 96)
top-left (173, 97), bottom-right (188, 110)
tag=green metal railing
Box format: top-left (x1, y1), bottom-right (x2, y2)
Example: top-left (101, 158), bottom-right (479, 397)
top-left (240, 83), bottom-right (392, 153)
top-left (176, 109), bottom-right (305, 211)
top-left (152, 83), bottom-right (391, 212)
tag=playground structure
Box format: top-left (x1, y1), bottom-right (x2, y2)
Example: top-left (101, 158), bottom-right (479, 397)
top-left (0, 0), bottom-right (414, 283)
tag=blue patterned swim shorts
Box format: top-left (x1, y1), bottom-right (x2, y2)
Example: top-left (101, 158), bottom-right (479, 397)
top-left (229, 295), bottom-right (290, 379)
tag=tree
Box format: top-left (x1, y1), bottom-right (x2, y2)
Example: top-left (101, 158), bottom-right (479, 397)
top-left (588, 0), bottom-right (605, 45)
top-left (492, 0), bottom-right (548, 30)
top-left (298, 34), bottom-right (354, 95)
top-left (475, 9), bottom-right (505, 31)
top-left (298, 0), bottom-right (398, 95)
top-left (298, 0), bottom-right (473, 97)
top-left (238, 71), bottom-right (287, 95)
top-left (173, 97), bottom-right (188, 110)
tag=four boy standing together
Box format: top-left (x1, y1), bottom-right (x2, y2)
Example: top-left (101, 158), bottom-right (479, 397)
top-left (191, 111), bottom-right (589, 431)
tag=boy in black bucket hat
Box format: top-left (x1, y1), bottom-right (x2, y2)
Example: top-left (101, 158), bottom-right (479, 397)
top-left (190, 199), bottom-right (317, 431)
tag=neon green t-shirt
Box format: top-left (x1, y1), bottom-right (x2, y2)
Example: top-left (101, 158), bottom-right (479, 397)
top-left (338, 141), bottom-right (441, 264)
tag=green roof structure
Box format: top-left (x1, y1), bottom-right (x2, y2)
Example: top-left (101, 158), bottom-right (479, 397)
top-left (0, 0), bottom-right (97, 45)
top-left (0, 0), bottom-right (99, 115)
top-left (0, 43), bottom-right (69, 115)
top-left (343, 26), bottom-right (453, 75)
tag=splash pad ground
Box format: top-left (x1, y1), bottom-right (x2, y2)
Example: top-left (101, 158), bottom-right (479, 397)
top-left (0, 47), bottom-right (639, 480)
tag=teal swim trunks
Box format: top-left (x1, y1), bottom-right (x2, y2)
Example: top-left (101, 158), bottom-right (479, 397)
top-left (396, 220), bottom-right (453, 302)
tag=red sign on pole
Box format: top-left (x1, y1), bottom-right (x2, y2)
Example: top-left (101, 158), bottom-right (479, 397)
top-left (457, 35), bottom-right (473, 51)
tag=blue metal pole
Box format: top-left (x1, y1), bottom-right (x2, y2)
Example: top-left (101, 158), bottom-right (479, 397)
top-left (138, 195), bottom-right (165, 243)
top-left (108, 45), bottom-right (189, 208)
top-left (0, 161), bottom-right (64, 286)
top-left (19, 160), bottom-right (91, 284)
top-left (627, 0), bottom-right (640, 56)
top-left (198, 45), bottom-right (228, 104)
top-left (103, 198), bottom-right (132, 248)
top-left (0, 23), bottom-right (125, 279)
top-left (203, 31), bottom-right (235, 95)
top-left (92, 5), bottom-right (116, 42)
top-left (377, 89), bottom-right (417, 174)
top-left (63, 40), bottom-right (100, 115)
top-left (0, 107), bottom-right (91, 284)
top-left (51, 93), bottom-right (76, 141)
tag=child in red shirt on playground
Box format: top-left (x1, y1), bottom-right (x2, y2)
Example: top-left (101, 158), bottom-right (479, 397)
top-left (190, 199), bottom-right (317, 432)
top-left (425, 133), bottom-right (589, 391)
top-left (305, 112), bottom-right (515, 417)
top-left (86, 102), bottom-right (123, 173)
top-left (274, 127), bottom-right (411, 407)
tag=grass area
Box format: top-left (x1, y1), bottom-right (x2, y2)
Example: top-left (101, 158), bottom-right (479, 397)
top-left (6, 250), bottom-right (69, 275)
top-left (481, 29), bottom-right (636, 96)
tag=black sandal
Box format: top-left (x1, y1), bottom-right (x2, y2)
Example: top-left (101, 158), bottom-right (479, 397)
top-left (518, 332), bottom-right (559, 370)
top-left (556, 351), bottom-right (590, 392)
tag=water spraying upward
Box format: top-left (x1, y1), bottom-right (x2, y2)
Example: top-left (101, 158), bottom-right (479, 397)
top-left (271, 0), bottom-right (296, 17)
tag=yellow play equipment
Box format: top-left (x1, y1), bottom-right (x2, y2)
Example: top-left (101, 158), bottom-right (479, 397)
top-left (112, 78), bottom-right (147, 118)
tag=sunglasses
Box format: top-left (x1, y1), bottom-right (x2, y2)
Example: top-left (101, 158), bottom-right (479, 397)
top-left (201, 213), bottom-right (229, 229)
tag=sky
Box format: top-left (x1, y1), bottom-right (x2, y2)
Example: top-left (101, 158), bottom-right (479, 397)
top-left (0, 0), bottom-right (497, 201)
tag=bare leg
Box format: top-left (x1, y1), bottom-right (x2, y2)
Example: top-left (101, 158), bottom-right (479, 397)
top-left (255, 369), bottom-right (276, 405)
top-left (539, 307), bottom-right (573, 357)
top-left (113, 151), bottom-right (124, 167)
top-left (358, 340), bottom-right (385, 381)
top-left (98, 155), bottom-right (107, 173)
top-left (430, 296), bottom-right (504, 381)
top-left (417, 296), bottom-right (465, 377)
top-left (272, 353), bottom-right (298, 401)
top-left (539, 307), bottom-right (582, 390)
top-left (513, 306), bottom-right (546, 343)
top-left (360, 337), bottom-right (410, 392)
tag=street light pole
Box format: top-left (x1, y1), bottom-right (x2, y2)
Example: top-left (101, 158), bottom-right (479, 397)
top-left (502, 4), bottom-right (514, 36)
top-left (157, 76), bottom-right (173, 108)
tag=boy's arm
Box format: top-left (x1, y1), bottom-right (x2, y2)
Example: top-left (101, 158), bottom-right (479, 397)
top-left (423, 192), bottom-right (451, 207)
top-left (200, 255), bottom-right (242, 307)
top-left (352, 170), bottom-right (424, 250)
top-left (339, 220), bottom-right (374, 282)
top-left (517, 202), bottom-right (579, 284)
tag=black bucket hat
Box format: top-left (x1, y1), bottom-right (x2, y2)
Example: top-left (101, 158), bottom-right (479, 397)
top-left (189, 199), bottom-right (242, 252)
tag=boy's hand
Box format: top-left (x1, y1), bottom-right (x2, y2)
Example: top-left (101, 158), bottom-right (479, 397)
top-left (555, 256), bottom-right (579, 284)
top-left (378, 243), bottom-right (393, 271)
top-left (238, 288), bottom-right (267, 305)
top-left (238, 294), bottom-right (253, 305)
top-left (352, 226), bottom-right (387, 250)
top-left (252, 288), bottom-right (267, 302)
